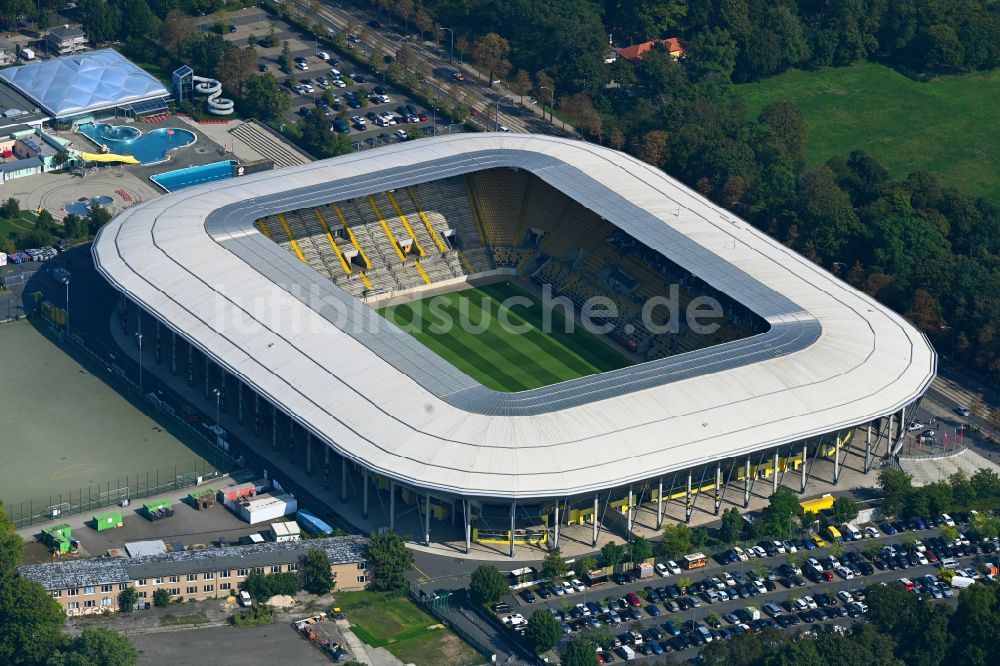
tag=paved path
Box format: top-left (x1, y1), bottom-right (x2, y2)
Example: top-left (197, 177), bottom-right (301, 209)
top-left (3, 169), bottom-right (157, 221)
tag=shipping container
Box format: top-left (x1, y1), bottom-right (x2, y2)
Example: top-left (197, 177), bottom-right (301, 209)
top-left (93, 510), bottom-right (123, 531)
top-left (236, 493), bottom-right (297, 525)
top-left (221, 482), bottom-right (258, 507)
top-left (296, 509), bottom-right (334, 536)
top-left (188, 488), bottom-right (217, 509)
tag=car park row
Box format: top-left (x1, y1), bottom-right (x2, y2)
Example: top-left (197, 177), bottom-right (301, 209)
top-left (498, 510), bottom-right (999, 662)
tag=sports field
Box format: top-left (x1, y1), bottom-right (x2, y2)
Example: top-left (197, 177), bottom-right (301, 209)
top-left (0, 320), bottom-right (213, 513)
top-left (380, 281), bottom-right (632, 392)
top-left (739, 63), bottom-right (1000, 203)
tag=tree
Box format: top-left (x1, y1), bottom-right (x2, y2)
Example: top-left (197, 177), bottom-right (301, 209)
top-left (762, 486), bottom-right (802, 538)
top-left (62, 213), bottom-right (86, 240)
top-left (561, 637), bottom-right (600, 666)
top-left (831, 496), bottom-right (859, 524)
top-left (0, 576), bottom-right (66, 665)
top-left (0, 197), bottom-right (19, 219)
top-left (629, 536), bottom-right (653, 564)
top-left (117, 586), bottom-right (139, 613)
top-left (87, 205), bottom-right (112, 235)
top-left (215, 46), bottom-right (257, 98)
top-left (659, 523), bottom-right (693, 560)
top-left (469, 565), bottom-right (508, 606)
top-left (541, 548), bottom-right (569, 583)
top-left (510, 69), bottom-right (532, 103)
top-left (473, 32), bottom-right (511, 85)
top-left (719, 507), bottom-right (743, 545)
top-left (81, 0), bottom-right (122, 44)
top-left (152, 588), bottom-right (171, 607)
top-left (879, 469), bottom-right (914, 517)
top-left (301, 548), bottom-right (334, 595)
top-left (119, 0), bottom-right (158, 41)
top-left (601, 541), bottom-right (625, 570)
top-left (242, 74), bottom-right (289, 122)
top-left (49, 628), bottom-right (137, 666)
top-left (525, 609), bottom-right (562, 652)
top-left (578, 555), bottom-right (597, 574)
top-left (0, 502), bottom-right (23, 577)
top-left (367, 531), bottom-right (413, 591)
top-left (639, 130), bottom-right (670, 168)
top-left (185, 33), bottom-right (229, 74)
top-left (160, 10), bottom-right (195, 60)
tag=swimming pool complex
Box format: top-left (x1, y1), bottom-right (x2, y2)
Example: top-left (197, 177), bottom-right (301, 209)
top-left (76, 123), bottom-right (196, 165)
top-left (150, 160), bottom-right (237, 192)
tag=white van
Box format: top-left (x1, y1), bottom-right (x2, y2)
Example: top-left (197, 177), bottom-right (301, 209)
top-left (843, 524), bottom-right (863, 541)
top-left (617, 645), bottom-right (636, 661)
top-left (940, 557), bottom-right (959, 570)
top-left (238, 590), bottom-right (252, 607)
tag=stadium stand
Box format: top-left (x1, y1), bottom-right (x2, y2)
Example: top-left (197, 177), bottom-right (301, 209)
top-left (256, 168), bottom-right (759, 359)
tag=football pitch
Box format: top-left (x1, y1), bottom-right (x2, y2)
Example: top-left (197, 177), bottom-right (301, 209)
top-left (379, 281), bottom-right (632, 391)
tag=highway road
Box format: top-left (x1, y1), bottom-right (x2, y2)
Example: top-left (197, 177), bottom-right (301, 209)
top-left (286, 0), bottom-right (570, 135)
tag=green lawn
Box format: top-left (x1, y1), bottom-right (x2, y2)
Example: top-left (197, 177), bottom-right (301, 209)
top-left (0, 210), bottom-right (38, 242)
top-left (738, 62), bottom-right (1000, 203)
top-left (380, 281), bottom-right (632, 391)
top-left (336, 591), bottom-right (481, 666)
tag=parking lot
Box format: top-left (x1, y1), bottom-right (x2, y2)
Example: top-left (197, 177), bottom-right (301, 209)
top-left (197, 9), bottom-right (443, 149)
top-left (495, 514), bottom-right (998, 662)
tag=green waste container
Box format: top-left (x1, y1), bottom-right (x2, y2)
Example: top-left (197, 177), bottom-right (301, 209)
top-left (93, 510), bottom-right (123, 531)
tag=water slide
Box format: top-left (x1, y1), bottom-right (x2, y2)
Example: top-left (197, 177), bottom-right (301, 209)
top-left (192, 76), bottom-right (235, 115)
top-left (78, 151), bottom-right (140, 164)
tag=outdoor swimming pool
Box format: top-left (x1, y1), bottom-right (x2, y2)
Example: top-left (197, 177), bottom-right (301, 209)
top-left (150, 160), bottom-right (237, 192)
top-left (64, 195), bottom-right (114, 216)
top-left (76, 123), bottom-right (196, 164)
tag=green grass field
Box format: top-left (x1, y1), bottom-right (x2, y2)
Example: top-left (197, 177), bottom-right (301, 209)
top-left (337, 591), bottom-right (481, 665)
top-left (0, 210), bottom-right (38, 242)
top-left (738, 63), bottom-right (1000, 203)
top-left (380, 281), bottom-right (632, 392)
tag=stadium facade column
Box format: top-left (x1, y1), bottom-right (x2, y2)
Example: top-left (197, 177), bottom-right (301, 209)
top-left (305, 432), bottom-right (312, 475)
top-left (509, 501), bottom-right (516, 558)
top-left (187, 343), bottom-right (193, 386)
top-left (592, 494), bottom-right (599, 546)
top-left (204, 357), bottom-right (210, 398)
top-left (801, 442), bottom-right (808, 493)
top-left (341, 458), bottom-right (348, 502)
top-left (627, 485), bottom-right (634, 533)
top-left (714, 463), bottom-right (722, 515)
top-left (424, 493), bottom-right (431, 545)
top-left (889, 413), bottom-right (896, 449)
top-left (656, 477), bottom-right (664, 529)
top-left (271, 404), bottom-right (277, 450)
top-left (170, 331), bottom-right (176, 374)
top-left (237, 381), bottom-right (243, 423)
top-left (833, 435), bottom-right (841, 485)
top-left (553, 502), bottom-right (560, 550)
top-left (288, 416), bottom-right (295, 461)
top-left (743, 458), bottom-right (751, 507)
top-left (865, 423), bottom-right (873, 473)
top-left (464, 499), bottom-right (471, 554)
top-left (772, 450), bottom-right (779, 493)
top-left (389, 481), bottom-right (395, 531)
top-left (362, 470), bottom-right (369, 520)
top-left (685, 470), bottom-right (693, 523)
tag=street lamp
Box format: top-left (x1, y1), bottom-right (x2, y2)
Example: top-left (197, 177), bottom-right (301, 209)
top-left (135, 332), bottom-right (143, 394)
top-left (495, 94), bottom-right (512, 131)
top-left (432, 107), bottom-right (437, 135)
top-left (539, 85), bottom-right (554, 123)
top-left (213, 388), bottom-right (222, 426)
top-left (62, 276), bottom-right (70, 335)
top-left (439, 27), bottom-right (454, 63)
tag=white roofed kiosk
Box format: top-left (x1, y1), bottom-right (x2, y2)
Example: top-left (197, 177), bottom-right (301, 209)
top-left (92, 134), bottom-right (935, 556)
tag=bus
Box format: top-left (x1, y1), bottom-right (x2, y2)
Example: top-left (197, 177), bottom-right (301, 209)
top-left (684, 552), bottom-right (707, 570)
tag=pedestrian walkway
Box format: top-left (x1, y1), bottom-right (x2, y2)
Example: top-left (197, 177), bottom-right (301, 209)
top-left (900, 448), bottom-right (1000, 486)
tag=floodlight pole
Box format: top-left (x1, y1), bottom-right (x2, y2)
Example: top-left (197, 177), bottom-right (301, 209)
top-left (135, 332), bottom-right (143, 394)
top-left (63, 278), bottom-right (70, 334)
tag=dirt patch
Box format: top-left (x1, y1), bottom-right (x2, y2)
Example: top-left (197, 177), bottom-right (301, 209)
top-left (267, 594), bottom-right (296, 608)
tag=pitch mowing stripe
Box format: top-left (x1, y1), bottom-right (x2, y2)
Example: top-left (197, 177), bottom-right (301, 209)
top-left (417, 295), bottom-right (548, 390)
top-left (476, 282), bottom-right (632, 371)
top-left (385, 300), bottom-right (532, 392)
top-left (461, 290), bottom-right (601, 380)
top-left (432, 296), bottom-right (574, 388)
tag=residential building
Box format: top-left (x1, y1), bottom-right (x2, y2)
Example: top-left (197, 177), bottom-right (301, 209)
top-left (46, 25), bottom-right (87, 56)
top-left (616, 37), bottom-right (688, 62)
top-left (18, 535), bottom-right (369, 616)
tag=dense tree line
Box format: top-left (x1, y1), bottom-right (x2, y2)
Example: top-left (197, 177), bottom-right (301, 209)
top-left (0, 503), bottom-right (138, 665)
top-left (696, 580), bottom-right (1000, 666)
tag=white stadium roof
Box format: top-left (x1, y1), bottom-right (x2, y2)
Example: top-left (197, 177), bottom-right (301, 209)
top-left (93, 134), bottom-right (935, 500)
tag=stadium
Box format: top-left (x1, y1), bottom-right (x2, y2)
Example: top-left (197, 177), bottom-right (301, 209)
top-left (92, 134), bottom-right (936, 555)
